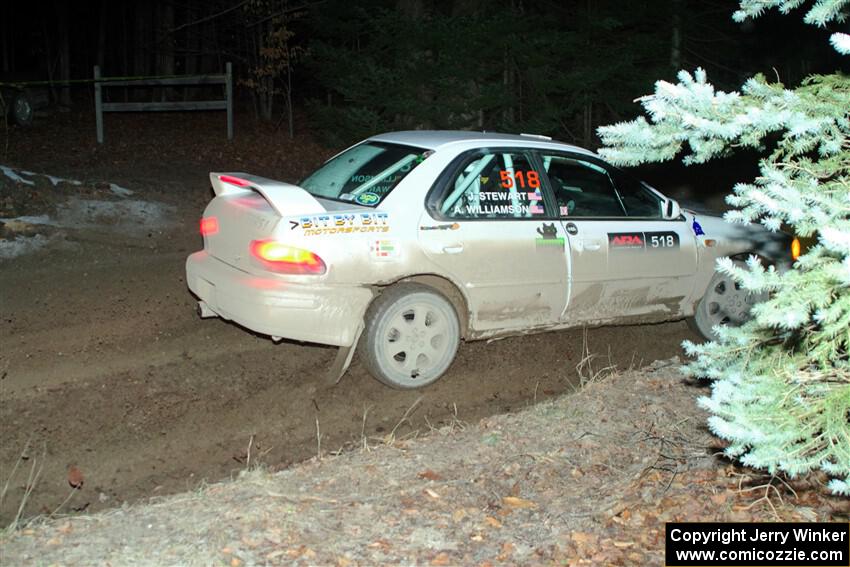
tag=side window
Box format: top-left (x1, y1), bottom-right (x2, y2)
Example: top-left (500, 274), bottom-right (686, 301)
top-left (540, 154), bottom-right (626, 217)
top-left (439, 150), bottom-right (551, 219)
top-left (612, 170), bottom-right (663, 218)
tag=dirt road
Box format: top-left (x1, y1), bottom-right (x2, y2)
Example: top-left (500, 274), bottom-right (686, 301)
top-left (0, 118), bottom-right (702, 525)
top-left (0, 197), bottom-right (699, 525)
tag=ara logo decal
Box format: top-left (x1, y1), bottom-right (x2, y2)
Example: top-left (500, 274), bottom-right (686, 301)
top-left (610, 233), bottom-right (644, 248)
top-left (608, 231), bottom-right (680, 251)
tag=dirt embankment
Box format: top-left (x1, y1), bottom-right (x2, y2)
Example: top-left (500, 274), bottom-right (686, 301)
top-left (2, 360), bottom-right (846, 566)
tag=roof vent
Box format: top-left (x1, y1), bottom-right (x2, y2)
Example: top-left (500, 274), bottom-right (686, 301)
top-left (519, 133), bottom-right (552, 140)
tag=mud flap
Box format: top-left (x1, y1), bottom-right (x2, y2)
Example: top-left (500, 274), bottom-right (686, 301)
top-left (325, 322), bottom-right (364, 385)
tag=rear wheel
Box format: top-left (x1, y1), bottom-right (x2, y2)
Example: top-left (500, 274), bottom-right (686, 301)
top-left (690, 260), bottom-right (767, 340)
top-left (360, 283), bottom-right (460, 389)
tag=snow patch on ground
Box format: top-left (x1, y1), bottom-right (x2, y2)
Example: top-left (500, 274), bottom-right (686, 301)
top-left (0, 234), bottom-right (49, 259)
top-left (2, 164), bottom-right (84, 187)
top-left (56, 197), bottom-right (176, 236)
top-left (1, 165), bottom-right (35, 186)
top-left (46, 174), bottom-right (82, 187)
top-left (109, 183), bottom-right (134, 197)
top-left (1, 214), bottom-right (58, 226)
top-left (1, 166), bottom-right (174, 260)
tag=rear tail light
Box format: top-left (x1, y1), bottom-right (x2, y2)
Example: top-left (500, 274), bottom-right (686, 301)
top-left (218, 175), bottom-right (252, 187)
top-left (249, 240), bottom-right (327, 275)
top-left (200, 216), bottom-right (219, 236)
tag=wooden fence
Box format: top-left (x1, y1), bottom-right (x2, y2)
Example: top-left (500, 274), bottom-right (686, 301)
top-left (93, 63), bottom-right (232, 144)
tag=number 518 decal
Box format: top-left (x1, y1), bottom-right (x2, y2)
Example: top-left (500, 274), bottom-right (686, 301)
top-left (608, 231), bottom-right (679, 251)
top-left (649, 233), bottom-right (677, 248)
top-left (499, 170), bottom-right (540, 189)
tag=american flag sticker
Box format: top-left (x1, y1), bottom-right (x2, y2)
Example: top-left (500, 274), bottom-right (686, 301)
top-left (370, 239), bottom-right (399, 260)
top-left (530, 204), bottom-right (545, 215)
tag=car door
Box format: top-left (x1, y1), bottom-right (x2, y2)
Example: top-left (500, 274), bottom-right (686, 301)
top-left (535, 151), bottom-right (698, 324)
top-left (420, 148), bottom-right (568, 335)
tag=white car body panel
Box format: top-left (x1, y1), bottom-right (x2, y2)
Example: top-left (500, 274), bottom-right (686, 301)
top-left (417, 211), bottom-right (569, 334)
top-left (186, 130), bottom-right (789, 358)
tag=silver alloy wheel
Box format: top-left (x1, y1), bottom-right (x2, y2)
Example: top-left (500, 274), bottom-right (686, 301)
top-left (361, 284), bottom-right (460, 389)
top-left (692, 260), bottom-right (767, 340)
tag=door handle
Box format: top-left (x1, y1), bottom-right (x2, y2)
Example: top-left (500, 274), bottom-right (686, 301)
top-left (582, 239), bottom-right (602, 251)
top-left (442, 244), bottom-right (464, 254)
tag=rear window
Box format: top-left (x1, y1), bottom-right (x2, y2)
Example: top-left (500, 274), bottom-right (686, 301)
top-left (299, 141), bottom-right (428, 207)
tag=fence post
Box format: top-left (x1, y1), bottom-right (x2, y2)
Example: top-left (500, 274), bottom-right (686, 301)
top-left (94, 66), bottom-right (104, 144)
top-left (225, 62), bottom-right (233, 140)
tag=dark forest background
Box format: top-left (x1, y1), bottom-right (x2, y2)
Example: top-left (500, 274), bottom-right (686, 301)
top-left (0, 0), bottom-right (845, 148)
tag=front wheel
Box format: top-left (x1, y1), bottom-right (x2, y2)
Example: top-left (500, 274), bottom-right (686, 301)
top-left (689, 260), bottom-right (767, 341)
top-left (360, 283), bottom-right (460, 389)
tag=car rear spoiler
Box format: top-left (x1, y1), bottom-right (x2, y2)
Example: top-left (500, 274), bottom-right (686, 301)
top-left (209, 172), bottom-right (326, 217)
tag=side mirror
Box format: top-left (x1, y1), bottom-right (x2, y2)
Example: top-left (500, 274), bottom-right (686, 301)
top-left (663, 198), bottom-right (681, 220)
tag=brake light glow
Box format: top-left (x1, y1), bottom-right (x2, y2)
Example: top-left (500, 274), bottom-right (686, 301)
top-left (200, 216), bottom-right (219, 236)
top-left (791, 237), bottom-right (802, 261)
top-left (218, 175), bottom-right (252, 187)
top-left (249, 240), bottom-right (326, 275)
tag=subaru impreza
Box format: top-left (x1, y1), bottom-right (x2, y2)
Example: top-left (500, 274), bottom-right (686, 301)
top-left (186, 131), bottom-right (789, 388)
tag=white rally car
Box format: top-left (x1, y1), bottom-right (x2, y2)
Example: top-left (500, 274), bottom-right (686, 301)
top-left (186, 131), bottom-right (789, 389)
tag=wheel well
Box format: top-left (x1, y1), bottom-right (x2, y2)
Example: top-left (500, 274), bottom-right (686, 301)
top-left (729, 251), bottom-right (773, 267)
top-left (373, 274), bottom-right (470, 338)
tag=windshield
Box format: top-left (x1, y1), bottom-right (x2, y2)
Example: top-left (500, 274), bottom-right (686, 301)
top-left (300, 141), bottom-right (428, 207)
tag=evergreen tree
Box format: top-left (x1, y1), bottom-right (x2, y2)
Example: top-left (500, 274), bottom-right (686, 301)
top-left (598, 0), bottom-right (850, 494)
top-left (304, 0), bottom-right (672, 146)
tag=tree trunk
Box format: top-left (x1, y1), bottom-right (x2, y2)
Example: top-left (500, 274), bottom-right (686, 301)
top-left (56, 1), bottom-right (71, 107)
top-left (503, 47), bottom-right (515, 126)
top-left (582, 98), bottom-right (593, 148)
top-left (670, 0), bottom-right (682, 71)
top-left (183, 2), bottom-right (200, 101)
top-left (134, 3), bottom-right (150, 99)
top-left (122, 3), bottom-right (129, 100)
top-left (582, 0), bottom-right (595, 146)
top-left (96, 0), bottom-right (108, 71)
top-left (42, 16), bottom-right (55, 102)
top-left (397, 0), bottom-right (432, 129)
top-left (286, 60), bottom-right (294, 138)
top-left (1, 2), bottom-right (10, 73)
top-left (156, 3), bottom-right (175, 101)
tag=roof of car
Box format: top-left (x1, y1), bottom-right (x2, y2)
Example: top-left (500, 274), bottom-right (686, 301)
top-left (368, 130), bottom-right (595, 155)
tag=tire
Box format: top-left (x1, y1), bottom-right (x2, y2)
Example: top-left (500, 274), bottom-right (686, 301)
top-left (360, 283), bottom-right (460, 389)
top-left (689, 259), bottom-right (767, 341)
top-left (10, 92), bottom-right (33, 127)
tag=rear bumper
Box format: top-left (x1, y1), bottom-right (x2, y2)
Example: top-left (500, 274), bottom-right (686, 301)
top-left (185, 251), bottom-right (372, 347)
